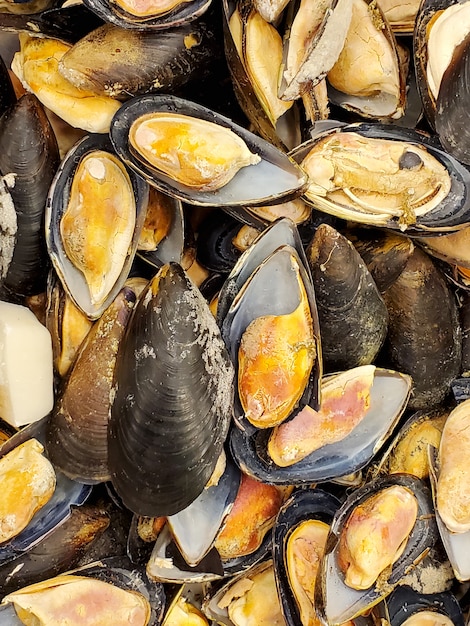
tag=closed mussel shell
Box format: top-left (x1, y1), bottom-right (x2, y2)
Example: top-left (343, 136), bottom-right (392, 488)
top-left (0, 93), bottom-right (60, 300)
top-left (58, 19), bottom-right (220, 100)
top-left (46, 133), bottom-right (149, 320)
top-left (306, 223), bottom-right (388, 373)
top-left (108, 263), bottom-right (235, 517)
top-left (379, 245), bottom-right (462, 410)
top-left (45, 286), bottom-right (137, 484)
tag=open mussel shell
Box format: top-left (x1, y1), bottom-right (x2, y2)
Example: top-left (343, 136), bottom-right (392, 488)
top-left (435, 30), bottom-right (470, 166)
top-left (82, 0), bottom-right (211, 30)
top-left (46, 133), bottom-right (149, 320)
top-left (108, 263), bottom-right (235, 518)
top-left (221, 243), bottom-right (320, 432)
top-left (216, 217), bottom-right (309, 328)
top-left (137, 189), bottom-right (185, 269)
top-left (230, 366), bottom-right (411, 485)
top-left (326, 0), bottom-right (406, 120)
top-left (316, 474), bottom-right (439, 625)
top-left (428, 399), bottom-right (470, 581)
top-left (272, 488), bottom-right (342, 626)
top-left (291, 122), bottom-right (470, 235)
top-left (222, 0), bottom-right (303, 152)
top-left (110, 94), bottom-right (308, 208)
top-left (0, 556), bottom-right (166, 625)
top-left (0, 417), bottom-right (92, 567)
top-left (413, 0), bottom-right (470, 130)
top-left (203, 558), bottom-right (284, 625)
top-left (386, 585), bottom-right (465, 626)
top-left (372, 407), bottom-right (449, 480)
top-left (0, 502), bottom-right (110, 596)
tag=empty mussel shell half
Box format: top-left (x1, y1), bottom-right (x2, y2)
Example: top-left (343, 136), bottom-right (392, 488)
top-left (316, 474), bottom-right (438, 625)
top-left (166, 453), bottom-right (240, 567)
top-left (230, 366), bottom-right (411, 485)
top-left (0, 417), bottom-right (92, 567)
top-left (291, 122), bottom-right (470, 235)
top-left (82, 0), bottom-right (212, 30)
top-left (272, 488), bottom-right (342, 626)
top-left (110, 94), bottom-right (308, 208)
top-left (46, 133), bottom-right (149, 320)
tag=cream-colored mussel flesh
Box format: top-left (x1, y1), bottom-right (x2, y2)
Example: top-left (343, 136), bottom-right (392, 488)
top-left (301, 132), bottom-right (451, 226)
top-left (129, 112), bottom-right (261, 191)
top-left (60, 150), bottom-right (136, 308)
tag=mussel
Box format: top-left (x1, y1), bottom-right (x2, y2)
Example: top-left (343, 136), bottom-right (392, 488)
top-left (46, 133), bottom-right (148, 320)
top-left (108, 262), bottom-right (235, 517)
top-left (110, 94), bottom-right (308, 208)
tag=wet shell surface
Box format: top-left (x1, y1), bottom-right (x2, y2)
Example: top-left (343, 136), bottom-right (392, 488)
top-left (108, 263), bottom-right (235, 517)
top-left (46, 133), bottom-right (149, 320)
top-left (110, 94), bottom-right (308, 207)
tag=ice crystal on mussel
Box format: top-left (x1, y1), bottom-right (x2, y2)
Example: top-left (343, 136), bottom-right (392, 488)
top-left (108, 263), bottom-right (235, 517)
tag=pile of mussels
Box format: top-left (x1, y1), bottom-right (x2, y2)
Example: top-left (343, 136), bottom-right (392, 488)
top-left (2, 0), bottom-right (470, 623)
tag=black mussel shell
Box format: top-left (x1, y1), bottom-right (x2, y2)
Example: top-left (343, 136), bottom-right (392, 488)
top-left (386, 585), bottom-right (465, 626)
top-left (273, 488), bottom-right (342, 626)
top-left (306, 223), bottom-right (388, 373)
top-left (291, 122), bottom-right (470, 235)
top-left (110, 94), bottom-right (308, 208)
top-left (0, 4), bottom-right (104, 44)
top-left (46, 133), bottom-right (149, 320)
top-left (83, 0), bottom-right (211, 30)
top-left (0, 503), bottom-right (110, 596)
top-left (435, 31), bottom-right (470, 166)
top-left (108, 263), bottom-right (235, 517)
top-left (58, 19), bottom-right (220, 100)
top-left (0, 93), bottom-right (60, 299)
top-left (378, 245), bottom-right (462, 410)
top-left (45, 287), bottom-right (137, 484)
